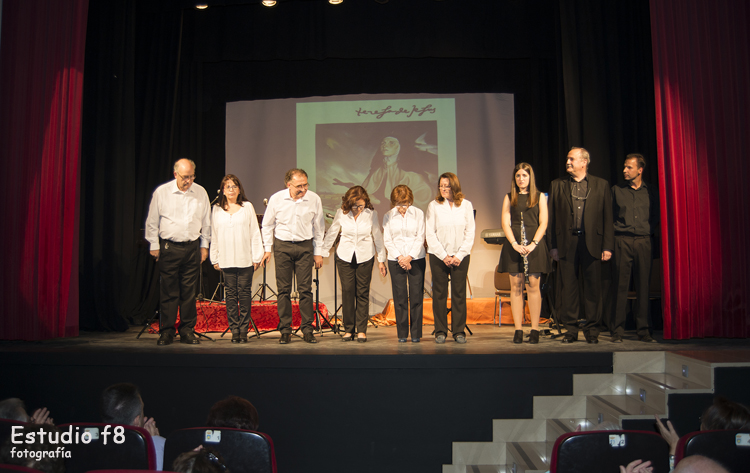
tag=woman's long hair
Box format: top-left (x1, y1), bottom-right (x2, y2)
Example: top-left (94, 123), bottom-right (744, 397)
top-left (509, 162), bottom-right (539, 208)
top-left (341, 185), bottom-right (374, 213)
top-left (435, 172), bottom-right (464, 206)
top-left (216, 174), bottom-right (250, 210)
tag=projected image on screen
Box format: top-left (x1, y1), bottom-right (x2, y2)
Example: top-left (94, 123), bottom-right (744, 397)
top-left (315, 122), bottom-right (438, 217)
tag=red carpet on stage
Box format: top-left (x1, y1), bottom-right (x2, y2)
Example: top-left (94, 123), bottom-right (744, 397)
top-left (148, 301), bottom-right (329, 333)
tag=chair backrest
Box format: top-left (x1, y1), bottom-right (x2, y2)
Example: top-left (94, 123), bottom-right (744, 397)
top-left (494, 265), bottom-right (511, 292)
top-left (676, 430), bottom-right (750, 473)
top-left (164, 427), bottom-right (276, 473)
top-left (0, 419), bottom-right (27, 447)
top-left (0, 465), bottom-right (43, 473)
top-left (58, 423), bottom-right (156, 473)
top-left (551, 430), bottom-right (670, 473)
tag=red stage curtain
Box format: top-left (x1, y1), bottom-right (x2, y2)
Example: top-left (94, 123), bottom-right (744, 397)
top-left (650, 0), bottom-right (750, 338)
top-left (0, 0), bottom-right (89, 340)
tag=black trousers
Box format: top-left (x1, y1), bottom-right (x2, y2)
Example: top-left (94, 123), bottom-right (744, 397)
top-left (223, 266), bottom-right (255, 335)
top-left (388, 258), bottom-right (425, 339)
top-left (557, 235), bottom-right (602, 336)
top-left (336, 254), bottom-right (375, 334)
top-left (274, 238), bottom-right (314, 334)
top-left (158, 238), bottom-right (200, 336)
top-left (429, 254), bottom-right (470, 337)
top-left (611, 235), bottom-right (652, 337)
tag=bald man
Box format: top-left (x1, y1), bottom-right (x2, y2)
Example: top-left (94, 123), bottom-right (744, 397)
top-left (673, 455), bottom-right (729, 473)
top-left (145, 158), bottom-right (211, 346)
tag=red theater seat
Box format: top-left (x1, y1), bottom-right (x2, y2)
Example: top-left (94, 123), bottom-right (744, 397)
top-left (551, 430), bottom-right (669, 472)
top-left (676, 430), bottom-right (750, 473)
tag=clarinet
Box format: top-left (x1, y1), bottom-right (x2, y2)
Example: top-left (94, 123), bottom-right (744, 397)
top-left (520, 212), bottom-right (530, 285)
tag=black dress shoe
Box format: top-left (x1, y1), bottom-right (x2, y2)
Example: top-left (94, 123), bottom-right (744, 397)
top-left (562, 333), bottom-right (577, 344)
top-left (611, 333), bottom-right (623, 343)
top-left (231, 333), bottom-right (241, 344)
top-left (304, 332), bottom-right (318, 344)
top-left (585, 334), bottom-right (599, 344)
top-left (279, 333), bottom-right (291, 344)
top-left (180, 332), bottom-right (200, 344)
top-left (157, 332), bottom-right (174, 346)
top-left (342, 334), bottom-right (354, 342)
top-left (357, 335), bottom-right (367, 343)
top-left (239, 335), bottom-right (248, 344)
top-left (640, 334), bottom-right (658, 343)
top-left (528, 329), bottom-right (540, 344)
top-left (513, 330), bottom-right (524, 344)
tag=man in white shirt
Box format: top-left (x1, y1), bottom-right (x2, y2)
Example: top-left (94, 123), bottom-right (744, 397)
top-left (145, 159), bottom-right (211, 345)
top-left (100, 383), bottom-right (166, 470)
top-left (260, 169), bottom-right (325, 344)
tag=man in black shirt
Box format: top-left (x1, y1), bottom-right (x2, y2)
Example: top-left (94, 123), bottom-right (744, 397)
top-left (610, 154), bottom-right (658, 343)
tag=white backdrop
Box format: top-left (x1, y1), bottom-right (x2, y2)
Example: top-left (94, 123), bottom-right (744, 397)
top-left (225, 93), bottom-right (515, 315)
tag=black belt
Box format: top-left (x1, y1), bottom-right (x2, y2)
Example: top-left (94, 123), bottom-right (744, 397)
top-left (161, 238), bottom-right (198, 247)
top-left (572, 230), bottom-right (585, 236)
top-left (275, 237), bottom-right (311, 245)
top-left (615, 232), bottom-right (650, 238)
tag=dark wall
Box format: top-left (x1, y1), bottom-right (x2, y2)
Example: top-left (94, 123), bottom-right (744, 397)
top-left (0, 351), bottom-right (613, 473)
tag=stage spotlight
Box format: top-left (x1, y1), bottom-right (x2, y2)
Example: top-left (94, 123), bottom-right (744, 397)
top-left (261, 0), bottom-right (277, 6)
top-left (195, 3), bottom-right (209, 9)
top-left (329, 0), bottom-right (343, 4)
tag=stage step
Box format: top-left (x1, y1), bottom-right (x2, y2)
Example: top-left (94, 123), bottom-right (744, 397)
top-left (443, 351), bottom-right (733, 473)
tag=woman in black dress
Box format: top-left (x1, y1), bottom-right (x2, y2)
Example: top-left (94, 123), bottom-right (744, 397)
top-left (499, 163), bottom-right (550, 344)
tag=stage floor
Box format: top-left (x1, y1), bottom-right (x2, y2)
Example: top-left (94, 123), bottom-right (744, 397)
top-left (3, 324), bottom-right (750, 357)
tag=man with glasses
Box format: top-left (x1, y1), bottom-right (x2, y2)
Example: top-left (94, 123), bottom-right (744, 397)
top-left (260, 169), bottom-right (325, 344)
top-left (145, 158), bottom-right (211, 345)
top-left (548, 147), bottom-right (613, 344)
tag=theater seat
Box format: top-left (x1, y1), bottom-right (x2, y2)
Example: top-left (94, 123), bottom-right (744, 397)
top-left (57, 423), bottom-right (156, 473)
top-left (676, 430), bottom-right (750, 473)
top-left (551, 430), bottom-right (669, 473)
top-left (0, 465), bottom-right (43, 473)
top-left (163, 427), bottom-right (276, 473)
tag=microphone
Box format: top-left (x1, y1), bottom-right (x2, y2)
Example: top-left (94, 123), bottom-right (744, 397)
top-left (210, 189), bottom-right (221, 205)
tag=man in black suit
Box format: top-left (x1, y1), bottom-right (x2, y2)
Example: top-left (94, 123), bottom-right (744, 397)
top-left (548, 147), bottom-right (614, 343)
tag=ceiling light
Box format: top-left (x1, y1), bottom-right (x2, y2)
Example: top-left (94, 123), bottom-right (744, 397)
top-left (329, 0), bottom-right (343, 4)
top-left (195, 3), bottom-right (209, 9)
top-left (261, 0), bottom-right (277, 6)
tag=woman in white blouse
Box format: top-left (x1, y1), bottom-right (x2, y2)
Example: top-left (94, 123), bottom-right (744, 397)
top-left (321, 186), bottom-right (387, 342)
top-left (425, 172), bottom-right (475, 344)
top-left (382, 185), bottom-right (426, 343)
top-left (210, 174), bottom-right (263, 343)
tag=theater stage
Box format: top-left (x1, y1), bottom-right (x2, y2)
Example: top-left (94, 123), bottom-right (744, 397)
top-left (2, 325), bottom-right (750, 473)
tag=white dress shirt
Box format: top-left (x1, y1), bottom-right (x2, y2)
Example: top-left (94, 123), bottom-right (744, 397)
top-left (145, 179), bottom-right (211, 251)
top-left (382, 206), bottom-right (426, 261)
top-left (261, 188), bottom-right (326, 255)
top-left (425, 198), bottom-right (475, 261)
top-left (321, 208), bottom-right (386, 264)
top-left (210, 202), bottom-right (264, 269)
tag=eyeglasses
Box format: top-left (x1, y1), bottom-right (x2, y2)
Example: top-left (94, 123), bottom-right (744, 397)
top-left (224, 185), bottom-right (239, 191)
top-left (352, 205), bottom-right (365, 210)
top-left (439, 185), bottom-right (451, 190)
top-left (293, 183), bottom-right (309, 190)
top-left (396, 203), bottom-right (411, 209)
top-left (571, 186), bottom-right (590, 201)
top-left (177, 173), bottom-right (196, 181)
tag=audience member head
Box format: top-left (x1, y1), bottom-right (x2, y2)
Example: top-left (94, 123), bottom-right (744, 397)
top-left (205, 395), bottom-right (259, 431)
top-left (100, 382), bottom-right (145, 427)
top-left (700, 396), bottom-right (750, 431)
top-left (173, 447), bottom-right (228, 473)
top-left (0, 424), bottom-right (65, 473)
top-left (0, 398), bottom-right (30, 422)
top-left (673, 454), bottom-right (729, 473)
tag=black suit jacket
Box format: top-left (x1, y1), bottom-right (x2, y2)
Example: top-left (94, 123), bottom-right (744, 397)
top-left (547, 173), bottom-right (614, 259)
